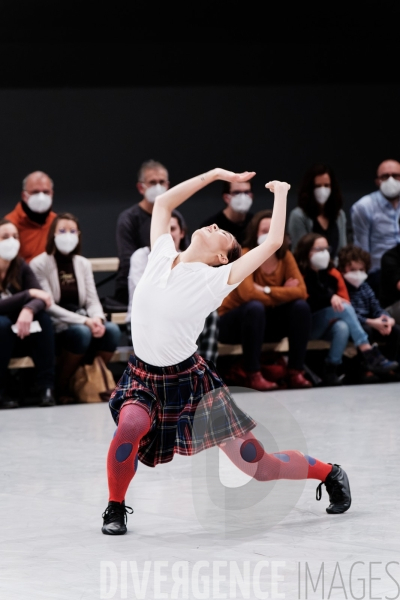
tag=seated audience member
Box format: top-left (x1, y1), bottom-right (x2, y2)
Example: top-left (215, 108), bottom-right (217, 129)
top-left (338, 244), bottom-right (400, 365)
top-left (30, 213), bottom-right (121, 402)
top-left (294, 233), bottom-right (398, 386)
top-left (380, 243), bottom-right (400, 325)
top-left (288, 163), bottom-right (347, 259)
top-left (218, 209), bottom-right (313, 391)
top-left (126, 211), bottom-right (220, 365)
top-left (5, 171), bottom-right (57, 263)
top-left (0, 219), bottom-right (56, 408)
top-left (114, 159), bottom-right (173, 305)
top-left (199, 178), bottom-right (254, 244)
top-left (350, 158), bottom-right (400, 296)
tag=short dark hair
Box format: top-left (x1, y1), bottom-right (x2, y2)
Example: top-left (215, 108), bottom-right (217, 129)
top-left (0, 218), bottom-right (22, 291)
top-left (242, 209), bottom-right (289, 259)
top-left (45, 212), bottom-right (82, 255)
top-left (297, 163), bottom-right (343, 222)
top-left (293, 232), bottom-right (334, 274)
top-left (337, 244), bottom-right (371, 273)
top-left (221, 180), bottom-right (253, 195)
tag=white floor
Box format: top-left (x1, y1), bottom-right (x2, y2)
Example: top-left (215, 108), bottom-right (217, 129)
top-left (1, 382), bottom-right (400, 600)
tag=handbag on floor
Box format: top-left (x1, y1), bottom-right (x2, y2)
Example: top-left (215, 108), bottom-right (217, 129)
top-left (71, 356), bottom-right (116, 403)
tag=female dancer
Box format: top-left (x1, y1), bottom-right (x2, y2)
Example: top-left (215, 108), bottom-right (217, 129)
top-left (102, 168), bottom-right (351, 535)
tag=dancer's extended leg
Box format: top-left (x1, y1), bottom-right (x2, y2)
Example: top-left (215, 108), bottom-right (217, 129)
top-left (219, 431), bottom-right (351, 514)
top-left (102, 403), bottom-right (151, 535)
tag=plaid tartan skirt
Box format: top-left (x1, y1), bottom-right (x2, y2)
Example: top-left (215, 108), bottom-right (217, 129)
top-left (109, 352), bottom-right (256, 467)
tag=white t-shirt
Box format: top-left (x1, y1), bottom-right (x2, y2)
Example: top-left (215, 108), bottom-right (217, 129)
top-left (131, 233), bottom-right (240, 366)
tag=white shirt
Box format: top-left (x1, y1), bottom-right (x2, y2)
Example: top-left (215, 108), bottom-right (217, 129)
top-left (131, 233), bottom-right (240, 366)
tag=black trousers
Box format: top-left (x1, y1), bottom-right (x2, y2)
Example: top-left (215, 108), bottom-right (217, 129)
top-left (219, 299), bottom-right (312, 372)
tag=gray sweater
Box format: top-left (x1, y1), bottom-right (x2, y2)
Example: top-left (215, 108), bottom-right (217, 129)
top-left (288, 207), bottom-right (347, 256)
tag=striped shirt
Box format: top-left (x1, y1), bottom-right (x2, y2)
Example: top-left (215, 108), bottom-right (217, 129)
top-left (345, 281), bottom-right (390, 324)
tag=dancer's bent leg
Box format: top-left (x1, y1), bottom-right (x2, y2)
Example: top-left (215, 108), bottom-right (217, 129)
top-left (219, 431), bottom-right (351, 514)
top-left (107, 403), bottom-right (151, 502)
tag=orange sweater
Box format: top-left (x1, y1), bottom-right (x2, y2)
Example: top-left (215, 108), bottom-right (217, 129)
top-left (219, 249), bottom-right (308, 316)
top-left (5, 202), bottom-right (57, 263)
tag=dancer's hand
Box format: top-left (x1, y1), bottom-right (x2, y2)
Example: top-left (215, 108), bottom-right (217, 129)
top-left (214, 168), bottom-right (256, 183)
top-left (265, 181), bottom-right (291, 194)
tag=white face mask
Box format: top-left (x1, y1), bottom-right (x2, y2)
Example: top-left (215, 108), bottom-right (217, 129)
top-left (380, 176), bottom-right (400, 199)
top-left (143, 184), bottom-right (167, 204)
top-left (0, 237), bottom-right (20, 261)
top-left (310, 249), bottom-right (330, 270)
top-left (257, 233), bottom-right (269, 245)
top-left (26, 192), bottom-right (53, 213)
top-left (314, 186), bottom-right (331, 205)
top-left (54, 232), bottom-right (79, 255)
top-left (343, 270), bottom-right (368, 288)
top-left (230, 193), bottom-right (253, 213)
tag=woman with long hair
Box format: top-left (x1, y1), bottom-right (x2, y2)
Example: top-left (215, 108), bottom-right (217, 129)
top-left (288, 163), bottom-right (347, 258)
top-left (218, 209), bottom-right (312, 390)
top-left (30, 212), bottom-right (121, 402)
top-left (101, 168), bottom-right (352, 536)
top-left (0, 218), bottom-right (55, 408)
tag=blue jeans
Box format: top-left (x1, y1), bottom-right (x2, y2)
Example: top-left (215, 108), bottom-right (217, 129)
top-left (311, 304), bottom-right (369, 365)
top-left (0, 310), bottom-right (55, 393)
top-left (56, 322), bottom-right (121, 357)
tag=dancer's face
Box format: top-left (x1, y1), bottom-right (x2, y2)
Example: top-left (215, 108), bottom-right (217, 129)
top-left (191, 224), bottom-right (234, 265)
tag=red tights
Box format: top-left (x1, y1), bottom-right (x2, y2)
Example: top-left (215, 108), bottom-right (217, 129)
top-left (106, 404), bottom-right (332, 502)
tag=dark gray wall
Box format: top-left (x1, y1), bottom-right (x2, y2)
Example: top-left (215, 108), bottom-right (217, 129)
top-left (1, 84), bottom-right (398, 265)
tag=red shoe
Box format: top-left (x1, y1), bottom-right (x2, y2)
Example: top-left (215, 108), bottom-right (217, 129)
top-left (261, 361), bottom-right (288, 382)
top-left (247, 371), bottom-right (278, 391)
top-left (287, 369), bottom-right (312, 389)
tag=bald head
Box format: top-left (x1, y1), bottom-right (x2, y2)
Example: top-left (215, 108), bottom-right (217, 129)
top-left (22, 171), bottom-right (54, 193)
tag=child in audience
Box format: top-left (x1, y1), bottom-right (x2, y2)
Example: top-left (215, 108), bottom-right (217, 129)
top-left (218, 209), bottom-right (312, 390)
top-left (294, 233), bottom-right (398, 385)
top-left (338, 244), bottom-right (400, 366)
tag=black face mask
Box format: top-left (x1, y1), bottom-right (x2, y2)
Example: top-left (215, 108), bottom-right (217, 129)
top-left (20, 200), bottom-right (51, 225)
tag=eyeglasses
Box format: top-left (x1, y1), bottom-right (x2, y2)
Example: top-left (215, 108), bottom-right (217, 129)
top-left (311, 246), bottom-right (332, 254)
top-left (229, 190), bottom-right (253, 196)
top-left (143, 179), bottom-right (168, 186)
top-left (377, 173), bottom-right (400, 181)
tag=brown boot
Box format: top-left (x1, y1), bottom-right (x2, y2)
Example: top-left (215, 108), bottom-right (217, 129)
top-left (286, 369), bottom-right (312, 389)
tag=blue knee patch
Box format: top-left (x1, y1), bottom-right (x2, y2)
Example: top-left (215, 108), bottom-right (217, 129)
top-left (273, 452), bottom-right (290, 463)
top-left (304, 454), bottom-right (316, 466)
top-left (240, 439), bottom-right (264, 463)
top-left (115, 442), bottom-right (133, 462)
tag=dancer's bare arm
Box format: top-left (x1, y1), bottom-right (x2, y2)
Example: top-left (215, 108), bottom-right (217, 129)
top-left (150, 168), bottom-right (256, 248)
top-left (228, 181), bottom-right (290, 285)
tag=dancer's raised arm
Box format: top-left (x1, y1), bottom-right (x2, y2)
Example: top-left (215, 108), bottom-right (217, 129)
top-left (151, 168), bottom-right (256, 248)
top-left (227, 181), bottom-right (290, 285)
